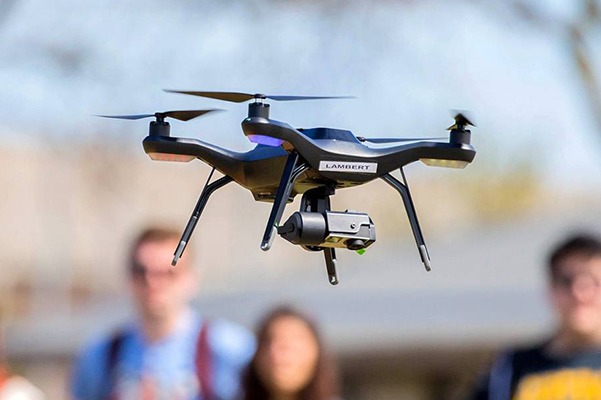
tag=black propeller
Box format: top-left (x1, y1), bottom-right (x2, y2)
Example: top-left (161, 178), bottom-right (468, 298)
top-left (447, 112), bottom-right (475, 131)
top-left (357, 136), bottom-right (446, 144)
top-left (164, 90), bottom-right (354, 103)
top-left (360, 112), bottom-right (475, 144)
top-left (97, 109), bottom-right (222, 122)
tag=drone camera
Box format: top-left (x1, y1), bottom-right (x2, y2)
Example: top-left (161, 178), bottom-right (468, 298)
top-left (278, 210), bottom-right (376, 250)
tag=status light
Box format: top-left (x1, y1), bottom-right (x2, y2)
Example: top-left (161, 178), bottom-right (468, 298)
top-left (247, 134), bottom-right (284, 147)
top-left (148, 152), bottom-right (195, 162)
top-left (420, 158), bottom-right (469, 169)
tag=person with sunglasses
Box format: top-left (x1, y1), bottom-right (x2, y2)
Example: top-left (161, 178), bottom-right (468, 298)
top-left (70, 227), bottom-right (255, 400)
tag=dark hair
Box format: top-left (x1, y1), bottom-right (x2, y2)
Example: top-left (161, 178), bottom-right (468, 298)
top-left (242, 305), bottom-right (339, 400)
top-left (548, 233), bottom-right (601, 278)
top-left (128, 226), bottom-right (183, 272)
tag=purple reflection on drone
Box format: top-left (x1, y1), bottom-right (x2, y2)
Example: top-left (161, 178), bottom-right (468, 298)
top-left (248, 135), bottom-right (284, 147)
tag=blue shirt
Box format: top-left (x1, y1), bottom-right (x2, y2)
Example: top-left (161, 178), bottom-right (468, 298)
top-left (71, 310), bottom-right (255, 400)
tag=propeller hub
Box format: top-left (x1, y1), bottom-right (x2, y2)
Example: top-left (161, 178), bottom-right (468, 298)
top-left (450, 128), bottom-right (471, 145)
top-left (149, 120), bottom-right (171, 137)
top-left (248, 102), bottom-right (270, 119)
top-left (448, 112), bottom-right (474, 145)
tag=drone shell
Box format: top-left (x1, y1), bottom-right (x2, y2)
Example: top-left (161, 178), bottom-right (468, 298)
top-left (143, 116), bottom-right (475, 202)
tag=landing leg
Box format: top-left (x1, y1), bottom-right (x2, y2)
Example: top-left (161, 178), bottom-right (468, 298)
top-left (260, 152), bottom-right (309, 251)
top-left (173, 173), bottom-right (233, 266)
top-left (324, 248), bottom-right (339, 285)
top-left (300, 186), bottom-right (340, 285)
top-left (381, 170), bottom-right (431, 271)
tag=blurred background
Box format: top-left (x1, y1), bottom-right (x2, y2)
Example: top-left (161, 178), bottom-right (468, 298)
top-left (1, 0), bottom-right (601, 398)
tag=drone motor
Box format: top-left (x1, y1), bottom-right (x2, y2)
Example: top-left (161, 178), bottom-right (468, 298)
top-left (447, 112), bottom-right (475, 145)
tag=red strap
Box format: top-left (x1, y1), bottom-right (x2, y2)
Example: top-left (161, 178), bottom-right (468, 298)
top-left (0, 366), bottom-right (10, 391)
top-left (196, 322), bottom-right (213, 400)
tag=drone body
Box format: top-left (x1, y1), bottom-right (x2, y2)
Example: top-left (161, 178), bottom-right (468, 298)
top-left (103, 91), bottom-right (477, 285)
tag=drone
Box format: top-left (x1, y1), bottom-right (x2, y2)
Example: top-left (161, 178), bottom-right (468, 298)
top-left (100, 91), bottom-right (476, 285)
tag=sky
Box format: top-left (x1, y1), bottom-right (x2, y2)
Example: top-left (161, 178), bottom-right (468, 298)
top-left (3, 1), bottom-right (601, 380)
top-left (0, 0), bottom-right (600, 189)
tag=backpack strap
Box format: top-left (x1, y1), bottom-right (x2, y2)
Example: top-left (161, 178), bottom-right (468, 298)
top-left (106, 331), bottom-right (126, 400)
top-left (196, 321), bottom-right (213, 400)
top-left (0, 366), bottom-right (10, 391)
top-left (488, 350), bottom-right (514, 400)
top-left (106, 323), bottom-right (214, 400)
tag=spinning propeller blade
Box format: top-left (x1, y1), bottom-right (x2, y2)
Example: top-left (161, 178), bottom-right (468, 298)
top-left (97, 113), bottom-right (155, 120)
top-left (447, 112), bottom-right (475, 130)
top-left (267, 95), bottom-right (355, 101)
top-left (164, 90), bottom-right (354, 103)
top-left (97, 109), bottom-right (222, 121)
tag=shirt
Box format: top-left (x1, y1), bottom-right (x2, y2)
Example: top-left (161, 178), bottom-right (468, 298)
top-left (71, 309), bottom-right (255, 400)
top-left (468, 341), bottom-right (601, 400)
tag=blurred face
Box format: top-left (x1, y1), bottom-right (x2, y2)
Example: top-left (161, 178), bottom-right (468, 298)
top-left (129, 239), bottom-right (197, 321)
top-left (256, 316), bottom-right (320, 397)
top-left (550, 255), bottom-right (601, 339)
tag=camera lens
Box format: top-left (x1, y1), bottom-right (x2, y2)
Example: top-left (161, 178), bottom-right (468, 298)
top-left (346, 239), bottom-right (366, 250)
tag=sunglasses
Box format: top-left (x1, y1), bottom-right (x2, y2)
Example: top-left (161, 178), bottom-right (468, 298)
top-left (130, 264), bottom-right (185, 281)
top-left (553, 272), bottom-right (600, 292)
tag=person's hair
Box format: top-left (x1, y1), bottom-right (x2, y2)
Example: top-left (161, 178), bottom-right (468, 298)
top-left (547, 233), bottom-right (601, 279)
top-left (128, 226), bottom-right (183, 273)
top-left (242, 305), bottom-right (339, 400)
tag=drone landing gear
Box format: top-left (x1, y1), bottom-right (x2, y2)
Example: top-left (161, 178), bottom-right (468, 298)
top-left (381, 168), bottom-right (431, 272)
top-left (276, 185), bottom-right (376, 285)
top-left (172, 169), bottom-right (233, 266)
top-left (258, 155), bottom-right (341, 284)
top-left (299, 186), bottom-right (339, 285)
top-left (324, 248), bottom-right (338, 285)
top-left (260, 152), bottom-right (310, 251)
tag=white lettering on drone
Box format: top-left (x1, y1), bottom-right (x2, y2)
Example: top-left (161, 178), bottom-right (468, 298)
top-left (319, 161), bottom-right (378, 174)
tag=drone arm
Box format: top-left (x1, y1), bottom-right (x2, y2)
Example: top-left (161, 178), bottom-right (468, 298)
top-left (260, 152), bottom-right (310, 251)
top-left (172, 174), bottom-right (234, 266)
top-left (242, 117), bottom-right (322, 156)
top-left (381, 171), bottom-right (431, 272)
top-left (143, 135), bottom-right (246, 181)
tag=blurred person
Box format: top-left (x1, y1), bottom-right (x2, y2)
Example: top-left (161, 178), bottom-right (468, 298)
top-left (242, 305), bottom-right (340, 400)
top-left (0, 368), bottom-right (45, 400)
top-left (70, 226), bottom-right (255, 400)
top-left (0, 328), bottom-right (46, 400)
top-left (468, 233), bottom-right (601, 400)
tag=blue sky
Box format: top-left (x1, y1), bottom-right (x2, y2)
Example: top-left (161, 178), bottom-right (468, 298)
top-left (0, 0), bottom-right (600, 188)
